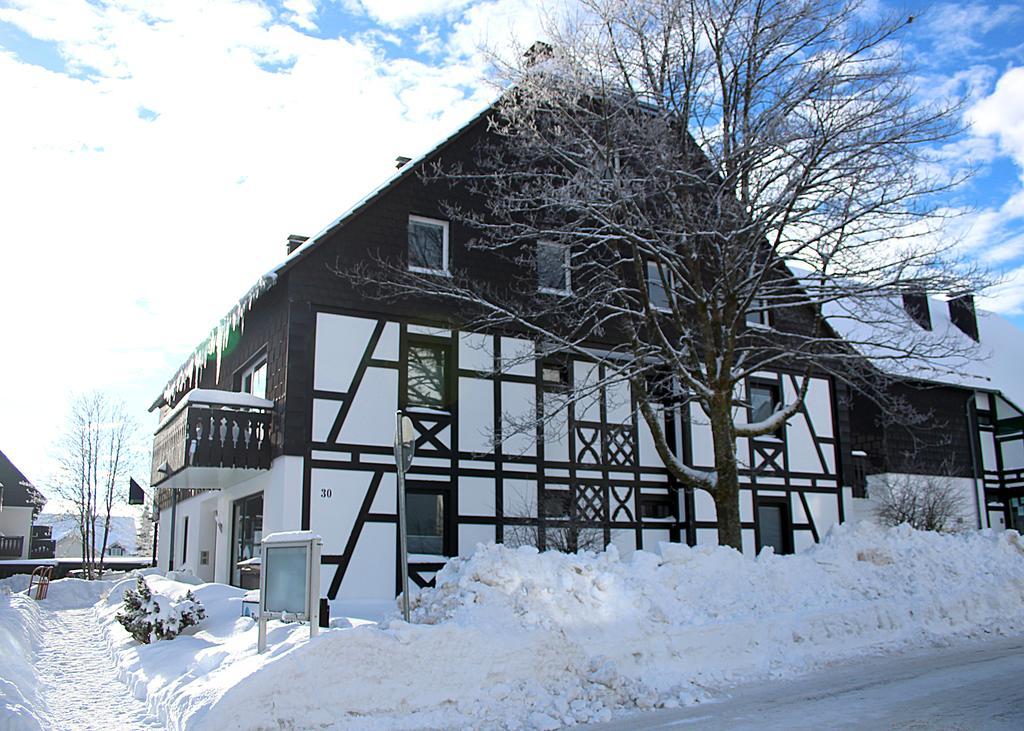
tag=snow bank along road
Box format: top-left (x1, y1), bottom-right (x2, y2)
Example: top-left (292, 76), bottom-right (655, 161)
top-left (584, 635), bottom-right (1024, 730)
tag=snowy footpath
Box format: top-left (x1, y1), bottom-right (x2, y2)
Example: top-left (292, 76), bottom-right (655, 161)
top-left (36, 604), bottom-right (159, 730)
top-left (0, 576), bottom-right (160, 731)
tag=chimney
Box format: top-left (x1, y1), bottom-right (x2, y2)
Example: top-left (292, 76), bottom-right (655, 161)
top-left (395, 156), bottom-right (411, 169)
top-left (948, 293), bottom-right (979, 341)
top-left (286, 234), bottom-right (309, 256)
top-left (901, 290), bottom-right (931, 331)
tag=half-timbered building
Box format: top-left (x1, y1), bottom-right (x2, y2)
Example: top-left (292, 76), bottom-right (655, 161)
top-left (149, 107), bottom-right (1023, 603)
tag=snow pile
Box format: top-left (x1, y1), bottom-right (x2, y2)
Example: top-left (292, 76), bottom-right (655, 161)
top-left (97, 574), bottom-right (317, 729)
top-left (0, 589), bottom-right (45, 730)
top-left (106, 523), bottom-right (1024, 731)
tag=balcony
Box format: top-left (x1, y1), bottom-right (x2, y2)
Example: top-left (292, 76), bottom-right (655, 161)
top-left (152, 389), bottom-right (274, 492)
top-left (30, 538), bottom-right (55, 559)
top-left (0, 535), bottom-right (24, 559)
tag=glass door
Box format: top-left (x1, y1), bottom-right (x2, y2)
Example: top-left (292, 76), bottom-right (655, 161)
top-left (231, 492), bottom-right (264, 588)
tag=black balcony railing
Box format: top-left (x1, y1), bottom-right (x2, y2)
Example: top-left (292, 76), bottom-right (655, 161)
top-left (152, 398), bottom-right (273, 487)
top-left (0, 535), bottom-right (24, 559)
top-left (30, 538), bottom-right (55, 559)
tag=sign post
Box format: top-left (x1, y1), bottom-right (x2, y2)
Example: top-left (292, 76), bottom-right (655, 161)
top-left (394, 411), bottom-right (416, 622)
top-left (257, 531), bottom-right (322, 654)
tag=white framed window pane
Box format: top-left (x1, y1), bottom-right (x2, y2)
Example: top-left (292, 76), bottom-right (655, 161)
top-left (249, 362), bottom-right (267, 398)
top-left (750, 385), bottom-right (776, 423)
top-left (409, 218), bottom-right (446, 271)
top-left (538, 241), bottom-right (569, 292)
top-left (746, 299), bottom-right (769, 327)
top-left (407, 493), bottom-right (444, 554)
top-left (407, 344), bottom-right (447, 407)
top-left (647, 262), bottom-right (670, 310)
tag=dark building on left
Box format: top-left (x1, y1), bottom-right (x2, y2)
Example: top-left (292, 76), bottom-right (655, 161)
top-left (0, 449), bottom-right (54, 560)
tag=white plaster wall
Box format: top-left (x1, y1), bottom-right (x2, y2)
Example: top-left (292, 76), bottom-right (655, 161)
top-left (314, 313), bottom-right (377, 393)
top-left (0, 506), bottom-right (32, 558)
top-left (458, 476), bottom-right (495, 517)
top-left (338, 522), bottom-right (395, 600)
top-left (309, 468), bottom-right (373, 556)
top-left (459, 524), bottom-right (495, 557)
top-left (338, 367), bottom-right (397, 446)
top-left (459, 377), bottom-right (494, 454)
top-left (501, 382), bottom-right (536, 457)
top-left (459, 332), bottom-right (493, 372)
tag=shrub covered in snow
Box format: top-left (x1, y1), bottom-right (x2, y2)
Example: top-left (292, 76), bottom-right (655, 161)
top-left (116, 576), bottom-right (205, 644)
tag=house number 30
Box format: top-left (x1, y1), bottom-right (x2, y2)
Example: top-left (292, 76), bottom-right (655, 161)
top-left (320, 488), bottom-right (333, 498)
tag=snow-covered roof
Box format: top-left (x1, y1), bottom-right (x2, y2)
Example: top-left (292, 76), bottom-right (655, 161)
top-left (36, 513), bottom-right (138, 554)
top-left (823, 293), bottom-right (1024, 411)
top-left (153, 100), bottom-right (496, 408)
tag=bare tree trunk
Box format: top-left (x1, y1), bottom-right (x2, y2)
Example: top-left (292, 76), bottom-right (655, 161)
top-left (709, 395), bottom-right (742, 549)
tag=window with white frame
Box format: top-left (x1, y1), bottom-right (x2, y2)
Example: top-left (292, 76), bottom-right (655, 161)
top-left (746, 297), bottom-right (771, 328)
top-left (537, 241), bottom-right (571, 294)
top-left (241, 358), bottom-right (268, 399)
top-left (406, 340), bottom-right (448, 408)
top-left (408, 215), bottom-right (449, 274)
top-left (646, 261), bottom-right (671, 311)
top-left (749, 381), bottom-right (783, 437)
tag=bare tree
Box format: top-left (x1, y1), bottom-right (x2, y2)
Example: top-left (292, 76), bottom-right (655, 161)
top-left (354, 0), bottom-right (986, 549)
top-left (872, 461), bottom-right (968, 532)
top-left (51, 392), bottom-right (139, 578)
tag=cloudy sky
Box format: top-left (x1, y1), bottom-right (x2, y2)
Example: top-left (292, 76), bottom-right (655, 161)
top-left (1, 0), bottom-right (1022, 492)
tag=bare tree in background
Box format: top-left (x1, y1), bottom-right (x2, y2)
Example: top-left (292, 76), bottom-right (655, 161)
top-left (51, 392), bottom-right (138, 578)
top-left (873, 475), bottom-right (968, 532)
top-left (355, 0), bottom-right (987, 549)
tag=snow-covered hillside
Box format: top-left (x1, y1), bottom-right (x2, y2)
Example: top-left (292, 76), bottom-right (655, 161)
top-left (93, 523), bottom-right (1024, 730)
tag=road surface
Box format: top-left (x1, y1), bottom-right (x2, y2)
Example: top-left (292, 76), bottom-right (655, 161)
top-left (584, 635), bottom-right (1024, 730)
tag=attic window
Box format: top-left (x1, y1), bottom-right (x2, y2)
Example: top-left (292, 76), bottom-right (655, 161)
top-left (408, 216), bottom-right (449, 275)
top-left (746, 298), bottom-right (771, 328)
top-left (241, 358), bottom-right (267, 399)
top-left (538, 241), bottom-right (571, 295)
top-left (646, 262), bottom-right (671, 311)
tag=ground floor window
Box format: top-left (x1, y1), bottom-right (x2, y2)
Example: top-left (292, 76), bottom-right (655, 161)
top-left (231, 492), bottom-right (263, 588)
top-left (757, 498), bottom-right (793, 555)
top-left (406, 492), bottom-right (445, 555)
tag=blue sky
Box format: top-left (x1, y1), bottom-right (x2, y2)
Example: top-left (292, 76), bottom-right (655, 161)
top-left (0, 0), bottom-right (1022, 490)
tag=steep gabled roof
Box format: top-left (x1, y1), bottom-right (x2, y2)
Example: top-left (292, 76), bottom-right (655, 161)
top-left (0, 449), bottom-right (44, 511)
top-left (823, 293), bottom-right (1024, 414)
top-left (153, 100), bottom-right (497, 409)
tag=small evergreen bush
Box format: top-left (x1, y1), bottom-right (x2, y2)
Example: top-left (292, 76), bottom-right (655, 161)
top-left (116, 576), bottom-right (206, 644)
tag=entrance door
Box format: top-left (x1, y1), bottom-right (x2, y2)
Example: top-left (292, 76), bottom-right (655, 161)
top-left (757, 500), bottom-right (793, 555)
top-left (231, 492), bottom-right (263, 588)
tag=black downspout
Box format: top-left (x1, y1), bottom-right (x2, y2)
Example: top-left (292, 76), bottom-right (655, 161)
top-left (168, 489), bottom-right (177, 572)
top-left (965, 395), bottom-right (984, 529)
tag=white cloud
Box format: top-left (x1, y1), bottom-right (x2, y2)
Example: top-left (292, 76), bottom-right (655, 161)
top-left (921, 3), bottom-right (1023, 57)
top-left (970, 66), bottom-right (1024, 164)
top-left (350, 0), bottom-right (474, 28)
top-left (0, 0), bottom-right (521, 484)
top-left (282, 0), bottom-right (321, 30)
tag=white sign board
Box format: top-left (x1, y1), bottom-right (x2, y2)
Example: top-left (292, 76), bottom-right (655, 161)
top-left (258, 531), bottom-right (322, 653)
